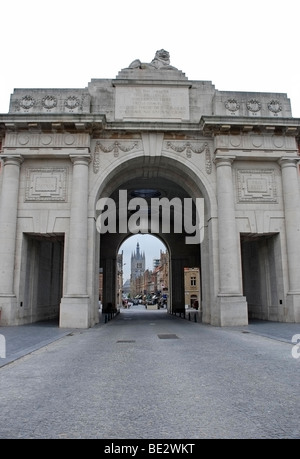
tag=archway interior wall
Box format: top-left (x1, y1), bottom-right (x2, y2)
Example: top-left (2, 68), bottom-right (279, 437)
top-left (17, 234), bottom-right (64, 325)
top-left (241, 233), bottom-right (285, 321)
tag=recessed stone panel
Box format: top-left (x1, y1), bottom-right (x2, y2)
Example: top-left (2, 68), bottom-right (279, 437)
top-left (236, 169), bottom-right (278, 203)
top-left (25, 168), bottom-right (68, 201)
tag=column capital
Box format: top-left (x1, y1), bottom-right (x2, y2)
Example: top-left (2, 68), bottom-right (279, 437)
top-left (278, 157), bottom-right (300, 169)
top-left (69, 155), bottom-right (91, 166)
top-left (214, 156), bottom-right (236, 168)
top-left (1, 155), bottom-right (24, 166)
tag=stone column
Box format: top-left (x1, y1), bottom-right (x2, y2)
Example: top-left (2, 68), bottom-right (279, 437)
top-left (60, 155), bottom-right (90, 328)
top-left (0, 156), bottom-right (23, 324)
top-left (280, 157), bottom-right (300, 321)
top-left (214, 156), bottom-right (248, 326)
top-left (215, 157), bottom-right (241, 293)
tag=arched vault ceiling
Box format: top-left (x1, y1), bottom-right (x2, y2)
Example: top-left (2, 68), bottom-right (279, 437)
top-left (98, 158), bottom-right (204, 258)
top-left (99, 156), bottom-right (204, 203)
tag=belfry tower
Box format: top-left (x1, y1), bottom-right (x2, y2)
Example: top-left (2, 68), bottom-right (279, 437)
top-left (131, 242), bottom-right (145, 280)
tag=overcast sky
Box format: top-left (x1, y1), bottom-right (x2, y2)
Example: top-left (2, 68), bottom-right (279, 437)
top-left (1, 0), bottom-right (299, 279)
top-left (1, 0), bottom-right (299, 116)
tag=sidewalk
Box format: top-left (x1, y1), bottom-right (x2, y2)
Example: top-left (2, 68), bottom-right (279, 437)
top-left (177, 308), bottom-right (300, 344)
top-left (230, 319), bottom-right (300, 344)
top-left (0, 320), bottom-right (76, 368)
top-left (0, 313), bottom-right (299, 368)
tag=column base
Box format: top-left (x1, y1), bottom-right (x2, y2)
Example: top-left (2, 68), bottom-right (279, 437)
top-left (212, 295), bottom-right (248, 326)
top-left (59, 296), bottom-right (90, 329)
top-left (0, 295), bottom-right (18, 325)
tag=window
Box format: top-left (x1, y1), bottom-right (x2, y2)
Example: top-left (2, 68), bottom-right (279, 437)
top-left (191, 276), bottom-right (196, 287)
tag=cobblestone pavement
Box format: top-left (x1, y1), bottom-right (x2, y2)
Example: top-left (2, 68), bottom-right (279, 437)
top-left (0, 306), bottom-right (299, 439)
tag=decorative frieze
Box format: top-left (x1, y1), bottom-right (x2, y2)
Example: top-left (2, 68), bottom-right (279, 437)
top-left (25, 168), bottom-right (68, 201)
top-left (215, 133), bottom-right (293, 151)
top-left (236, 169), bottom-right (278, 203)
top-left (93, 140), bottom-right (140, 173)
top-left (5, 132), bottom-right (90, 149)
top-left (166, 141), bottom-right (212, 174)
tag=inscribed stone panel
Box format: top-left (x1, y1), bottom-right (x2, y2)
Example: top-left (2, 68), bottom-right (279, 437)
top-left (115, 86), bottom-right (189, 121)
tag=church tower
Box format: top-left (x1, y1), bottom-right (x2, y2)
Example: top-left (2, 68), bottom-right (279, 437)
top-left (131, 242), bottom-right (145, 280)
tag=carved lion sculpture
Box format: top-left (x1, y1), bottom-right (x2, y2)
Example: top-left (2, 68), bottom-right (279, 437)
top-left (128, 49), bottom-right (176, 70)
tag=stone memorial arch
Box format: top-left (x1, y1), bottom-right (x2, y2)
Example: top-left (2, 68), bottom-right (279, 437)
top-left (0, 49), bottom-right (300, 328)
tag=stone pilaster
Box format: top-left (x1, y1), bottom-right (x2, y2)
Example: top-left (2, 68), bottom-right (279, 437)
top-left (0, 156), bottom-right (23, 324)
top-left (214, 156), bottom-right (248, 326)
top-left (280, 157), bottom-right (300, 321)
top-left (60, 155), bottom-right (90, 328)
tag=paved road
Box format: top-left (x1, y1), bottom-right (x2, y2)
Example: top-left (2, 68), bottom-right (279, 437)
top-left (0, 306), bottom-right (299, 439)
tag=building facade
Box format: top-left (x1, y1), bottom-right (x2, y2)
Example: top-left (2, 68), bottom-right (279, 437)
top-left (0, 49), bottom-right (300, 328)
top-left (184, 267), bottom-right (200, 309)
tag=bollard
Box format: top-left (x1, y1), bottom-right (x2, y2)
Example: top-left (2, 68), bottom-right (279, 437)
top-left (194, 313), bottom-right (197, 322)
top-left (188, 313), bottom-right (191, 321)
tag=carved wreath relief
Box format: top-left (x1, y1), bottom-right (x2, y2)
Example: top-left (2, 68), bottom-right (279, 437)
top-left (225, 99), bottom-right (240, 113)
top-left (15, 94), bottom-right (85, 112)
top-left (224, 98), bottom-right (282, 116)
top-left (18, 95), bottom-right (35, 111)
top-left (42, 95), bottom-right (57, 110)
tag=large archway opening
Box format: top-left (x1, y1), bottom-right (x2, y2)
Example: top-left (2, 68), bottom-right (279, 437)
top-left (117, 234), bottom-right (167, 309)
top-left (95, 155), bottom-right (209, 322)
